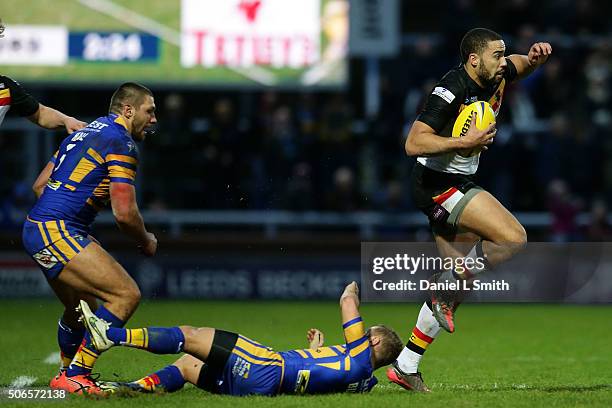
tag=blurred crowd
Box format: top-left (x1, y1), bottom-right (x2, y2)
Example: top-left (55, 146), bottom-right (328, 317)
top-left (1, 0), bottom-right (610, 241)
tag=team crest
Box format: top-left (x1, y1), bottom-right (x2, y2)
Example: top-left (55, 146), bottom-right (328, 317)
top-left (33, 248), bottom-right (59, 269)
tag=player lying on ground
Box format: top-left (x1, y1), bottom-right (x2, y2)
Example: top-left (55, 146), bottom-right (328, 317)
top-left (388, 28), bottom-right (552, 392)
top-left (78, 282), bottom-right (403, 396)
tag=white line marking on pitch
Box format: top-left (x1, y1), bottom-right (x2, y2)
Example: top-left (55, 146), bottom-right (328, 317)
top-left (44, 352), bottom-right (60, 365)
top-left (10, 376), bottom-right (37, 388)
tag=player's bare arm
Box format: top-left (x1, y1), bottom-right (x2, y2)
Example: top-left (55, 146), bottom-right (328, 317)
top-left (405, 116), bottom-right (496, 157)
top-left (110, 182), bottom-right (157, 256)
top-left (27, 103), bottom-right (87, 134)
top-left (339, 281), bottom-right (361, 323)
top-left (32, 161), bottom-right (54, 198)
top-left (508, 42), bottom-right (552, 80)
top-left (307, 328), bottom-right (325, 349)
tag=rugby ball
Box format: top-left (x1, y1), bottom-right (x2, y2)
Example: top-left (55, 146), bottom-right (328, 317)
top-left (452, 101), bottom-right (496, 157)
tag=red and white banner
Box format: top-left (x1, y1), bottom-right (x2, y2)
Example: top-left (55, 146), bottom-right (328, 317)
top-left (181, 0), bottom-right (321, 68)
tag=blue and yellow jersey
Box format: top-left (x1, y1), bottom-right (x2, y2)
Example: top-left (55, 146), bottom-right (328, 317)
top-left (279, 317), bottom-right (377, 394)
top-left (28, 113), bottom-right (138, 230)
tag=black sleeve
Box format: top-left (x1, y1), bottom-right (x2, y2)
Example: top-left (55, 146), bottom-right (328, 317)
top-left (415, 74), bottom-right (464, 134)
top-left (1, 75), bottom-right (40, 117)
top-left (504, 57), bottom-right (518, 83)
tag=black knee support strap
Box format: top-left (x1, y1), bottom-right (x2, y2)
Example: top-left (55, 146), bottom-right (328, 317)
top-left (196, 330), bottom-right (238, 393)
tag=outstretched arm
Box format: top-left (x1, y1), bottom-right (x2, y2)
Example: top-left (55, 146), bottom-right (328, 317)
top-left (340, 281), bottom-right (360, 323)
top-left (340, 282), bottom-right (370, 358)
top-left (508, 42), bottom-right (552, 80)
top-left (28, 103), bottom-right (87, 134)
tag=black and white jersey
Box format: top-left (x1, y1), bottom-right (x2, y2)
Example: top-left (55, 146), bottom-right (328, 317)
top-left (0, 75), bottom-right (40, 127)
top-left (415, 58), bottom-right (517, 175)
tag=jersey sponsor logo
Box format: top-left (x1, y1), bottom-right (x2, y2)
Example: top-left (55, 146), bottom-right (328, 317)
top-left (86, 120), bottom-right (109, 131)
top-left (432, 86), bottom-right (455, 104)
top-left (231, 357), bottom-right (251, 379)
top-left (46, 179), bottom-right (62, 191)
top-left (32, 248), bottom-right (60, 269)
top-left (294, 370), bottom-right (310, 394)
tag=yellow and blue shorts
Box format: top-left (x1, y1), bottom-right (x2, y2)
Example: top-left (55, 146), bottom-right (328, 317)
top-left (197, 331), bottom-right (284, 396)
top-left (22, 217), bottom-right (91, 279)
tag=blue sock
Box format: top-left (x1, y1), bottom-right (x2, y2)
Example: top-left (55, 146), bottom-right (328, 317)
top-left (94, 305), bottom-right (125, 328)
top-left (57, 319), bottom-right (86, 369)
top-left (67, 305), bottom-right (124, 377)
top-left (107, 327), bottom-right (185, 354)
top-left (132, 365), bottom-right (185, 392)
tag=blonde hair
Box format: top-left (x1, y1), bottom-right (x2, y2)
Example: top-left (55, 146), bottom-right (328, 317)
top-left (367, 325), bottom-right (403, 369)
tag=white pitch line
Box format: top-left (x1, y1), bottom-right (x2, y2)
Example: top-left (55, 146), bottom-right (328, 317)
top-left (44, 352), bottom-right (60, 365)
top-left (10, 376), bottom-right (37, 388)
top-left (78, 0), bottom-right (181, 45)
top-left (76, 0), bottom-right (277, 85)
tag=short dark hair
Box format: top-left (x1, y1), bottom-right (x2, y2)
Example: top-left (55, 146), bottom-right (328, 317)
top-left (460, 28), bottom-right (503, 63)
top-left (367, 325), bottom-right (403, 369)
top-left (109, 82), bottom-right (153, 114)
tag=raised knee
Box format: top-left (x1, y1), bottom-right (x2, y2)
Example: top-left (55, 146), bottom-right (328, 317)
top-left (126, 286), bottom-right (141, 308)
top-left (115, 285), bottom-right (141, 311)
top-left (504, 225), bottom-right (527, 249)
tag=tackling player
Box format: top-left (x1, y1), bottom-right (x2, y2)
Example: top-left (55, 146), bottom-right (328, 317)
top-left (22, 83), bottom-right (158, 395)
top-left (388, 28), bottom-right (552, 391)
top-left (0, 75), bottom-right (85, 132)
top-left (78, 282), bottom-right (403, 396)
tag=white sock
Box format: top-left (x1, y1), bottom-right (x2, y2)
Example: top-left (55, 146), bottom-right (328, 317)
top-left (396, 302), bottom-right (441, 374)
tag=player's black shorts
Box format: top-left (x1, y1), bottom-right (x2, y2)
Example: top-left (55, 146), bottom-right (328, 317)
top-left (410, 163), bottom-right (484, 235)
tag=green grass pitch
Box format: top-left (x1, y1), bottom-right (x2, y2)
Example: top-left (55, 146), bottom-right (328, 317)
top-left (1, 300), bottom-right (611, 407)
